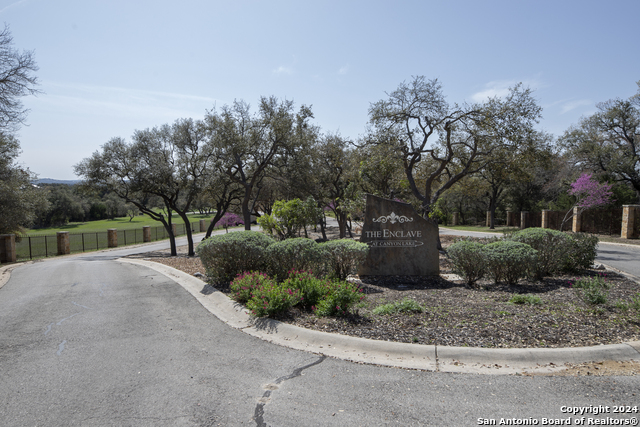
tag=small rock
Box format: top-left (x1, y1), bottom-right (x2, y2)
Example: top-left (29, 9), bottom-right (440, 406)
top-left (193, 272), bottom-right (205, 278)
top-left (592, 264), bottom-right (606, 270)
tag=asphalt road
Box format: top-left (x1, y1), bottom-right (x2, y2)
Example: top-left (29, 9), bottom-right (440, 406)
top-left (1, 232), bottom-right (640, 426)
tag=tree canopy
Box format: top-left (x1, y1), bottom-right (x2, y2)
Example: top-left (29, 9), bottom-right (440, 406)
top-left (561, 81), bottom-right (640, 202)
top-left (366, 76), bottom-right (542, 221)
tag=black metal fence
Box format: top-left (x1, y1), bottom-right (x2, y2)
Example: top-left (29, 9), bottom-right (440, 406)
top-left (16, 223), bottom-right (196, 261)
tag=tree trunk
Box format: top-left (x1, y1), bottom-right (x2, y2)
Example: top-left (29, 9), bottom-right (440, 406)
top-left (242, 194), bottom-right (252, 231)
top-left (176, 211), bottom-right (195, 256)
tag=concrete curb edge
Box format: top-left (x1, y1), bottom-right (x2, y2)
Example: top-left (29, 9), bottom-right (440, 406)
top-left (117, 257), bottom-right (640, 375)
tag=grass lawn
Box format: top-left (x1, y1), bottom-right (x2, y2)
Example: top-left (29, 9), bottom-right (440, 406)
top-left (439, 225), bottom-right (519, 234)
top-left (26, 212), bottom-right (218, 235)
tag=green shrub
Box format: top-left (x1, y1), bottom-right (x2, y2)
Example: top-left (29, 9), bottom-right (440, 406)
top-left (508, 294), bottom-right (543, 305)
top-left (229, 271), bottom-right (275, 304)
top-left (510, 228), bottom-right (567, 278)
top-left (570, 274), bottom-right (611, 305)
top-left (373, 298), bottom-right (425, 315)
top-left (320, 239), bottom-right (369, 280)
top-left (562, 233), bottom-right (599, 272)
top-left (196, 231), bottom-right (275, 283)
top-left (483, 240), bottom-right (537, 285)
top-left (313, 280), bottom-right (364, 317)
top-left (246, 282), bottom-right (302, 317)
top-left (446, 239), bottom-right (486, 286)
top-left (282, 270), bottom-right (331, 309)
top-left (257, 197), bottom-right (321, 240)
top-left (265, 238), bottom-right (326, 280)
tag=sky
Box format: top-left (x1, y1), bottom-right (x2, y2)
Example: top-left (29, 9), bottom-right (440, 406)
top-left (3, 0), bottom-right (639, 180)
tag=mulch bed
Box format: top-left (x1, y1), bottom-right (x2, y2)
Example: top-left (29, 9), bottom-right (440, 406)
top-left (138, 233), bottom-right (640, 349)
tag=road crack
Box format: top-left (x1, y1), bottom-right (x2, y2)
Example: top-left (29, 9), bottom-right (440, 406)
top-left (253, 355), bottom-right (326, 427)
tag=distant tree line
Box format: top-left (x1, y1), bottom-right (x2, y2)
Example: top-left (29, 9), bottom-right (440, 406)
top-left (30, 184), bottom-right (140, 228)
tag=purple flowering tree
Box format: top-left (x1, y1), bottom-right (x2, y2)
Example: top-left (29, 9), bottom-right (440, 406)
top-left (215, 212), bottom-right (244, 233)
top-left (561, 173), bottom-right (614, 229)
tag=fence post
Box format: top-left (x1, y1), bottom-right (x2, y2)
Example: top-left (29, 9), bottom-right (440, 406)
top-left (541, 210), bottom-right (550, 229)
top-left (486, 211), bottom-right (491, 227)
top-left (108, 229), bottom-right (118, 248)
top-left (506, 211), bottom-right (514, 227)
top-left (452, 212), bottom-right (459, 226)
top-left (56, 231), bottom-right (70, 255)
top-left (143, 226), bottom-right (151, 242)
top-left (0, 234), bottom-right (16, 263)
top-left (520, 212), bottom-right (529, 229)
top-left (199, 219), bottom-right (206, 232)
top-left (621, 205), bottom-right (640, 239)
top-left (572, 207), bottom-right (582, 233)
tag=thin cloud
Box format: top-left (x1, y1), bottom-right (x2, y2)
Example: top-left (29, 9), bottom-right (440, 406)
top-left (35, 82), bottom-right (221, 121)
top-left (338, 65), bottom-right (349, 75)
top-left (0, 0), bottom-right (28, 14)
top-left (560, 99), bottom-right (591, 114)
top-left (272, 66), bottom-right (293, 75)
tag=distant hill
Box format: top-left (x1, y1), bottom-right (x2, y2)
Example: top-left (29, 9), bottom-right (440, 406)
top-left (35, 178), bottom-right (82, 185)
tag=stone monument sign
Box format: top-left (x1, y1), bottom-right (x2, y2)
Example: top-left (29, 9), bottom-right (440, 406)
top-left (358, 194), bottom-right (439, 276)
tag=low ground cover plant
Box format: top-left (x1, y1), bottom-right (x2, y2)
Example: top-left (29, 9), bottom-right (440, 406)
top-left (373, 298), bottom-right (425, 315)
top-left (229, 269), bottom-right (362, 318)
top-left (508, 294), bottom-right (543, 305)
top-left (570, 274), bottom-right (612, 305)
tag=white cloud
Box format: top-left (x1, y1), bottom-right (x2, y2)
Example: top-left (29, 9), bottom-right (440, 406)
top-left (338, 64), bottom-right (349, 75)
top-left (471, 80), bottom-right (515, 102)
top-left (471, 77), bottom-right (544, 103)
top-left (272, 66), bottom-right (293, 75)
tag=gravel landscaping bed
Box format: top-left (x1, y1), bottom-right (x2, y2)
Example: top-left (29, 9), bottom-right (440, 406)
top-left (134, 233), bottom-right (640, 350)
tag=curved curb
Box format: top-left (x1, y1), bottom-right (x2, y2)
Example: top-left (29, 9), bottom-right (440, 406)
top-left (0, 262), bottom-right (29, 290)
top-left (117, 258), bottom-right (640, 375)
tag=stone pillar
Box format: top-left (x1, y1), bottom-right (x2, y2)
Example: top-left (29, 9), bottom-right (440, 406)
top-left (0, 234), bottom-right (16, 263)
top-left (171, 223), bottom-right (178, 236)
top-left (107, 229), bottom-right (118, 248)
top-left (142, 226), bottom-right (151, 242)
top-left (56, 231), bottom-right (70, 255)
top-left (199, 219), bottom-right (206, 232)
top-left (541, 210), bottom-right (550, 229)
top-left (621, 205), bottom-right (640, 239)
top-left (520, 212), bottom-right (529, 230)
top-left (486, 211), bottom-right (491, 227)
top-left (572, 207), bottom-right (581, 233)
top-left (506, 211), bottom-right (514, 227)
top-left (452, 212), bottom-right (459, 226)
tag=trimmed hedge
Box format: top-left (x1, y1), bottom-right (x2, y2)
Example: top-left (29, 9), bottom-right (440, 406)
top-left (321, 239), bottom-right (370, 280)
top-left (265, 238), bottom-right (326, 280)
top-left (509, 228), bottom-right (567, 279)
top-left (483, 240), bottom-right (537, 285)
top-left (447, 239), bottom-right (486, 286)
top-left (196, 231), bottom-right (275, 283)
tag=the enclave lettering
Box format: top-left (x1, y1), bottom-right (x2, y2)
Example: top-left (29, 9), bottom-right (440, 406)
top-left (364, 229), bottom-right (422, 238)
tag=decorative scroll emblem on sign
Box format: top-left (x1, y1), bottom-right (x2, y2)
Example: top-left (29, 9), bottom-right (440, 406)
top-left (372, 212), bottom-right (413, 224)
